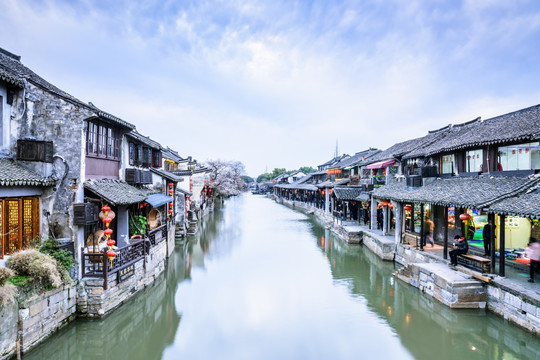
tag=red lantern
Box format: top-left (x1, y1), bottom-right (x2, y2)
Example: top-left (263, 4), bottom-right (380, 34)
top-left (388, 203), bottom-right (393, 209)
top-left (107, 239), bottom-right (116, 247)
top-left (168, 209), bottom-right (173, 214)
top-left (101, 205), bottom-right (111, 213)
top-left (329, 189), bottom-right (333, 194)
top-left (459, 213), bottom-right (471, 221)
top-left (404, 204), bottom-right (412, 211)
top-left (381, 201), bottom-right (388, 207)
top-left (102, 217), bottom-right (112, 225)
top-left (104, 228), bottom-right (113, 236)
top-left (107, 250), bottom-right (116, 267)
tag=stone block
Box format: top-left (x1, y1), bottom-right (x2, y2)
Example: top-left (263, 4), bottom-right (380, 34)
top-left (91, 287), bottom-right (104, 295)
top-left (522, 301), bottom-right (537, 316)
top-left (487, 286), bottom-right (500, 299)
top-left (458, 293), bottom-right (487, 303)
top-left (504, 292), bottom-right (522, 310)
top-left (29, 299), bottom-right (47, 317)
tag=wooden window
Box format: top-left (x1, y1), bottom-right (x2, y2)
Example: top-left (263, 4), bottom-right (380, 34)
top-left (466, 149), bottom-right (483, 172)
top-left (87, 122), bottom-right (98, 155)
top-left (152, 150), bottom-right (162, 168)
top-left (135, 145), bottom-right (142, 166)
top-left (86, 120), bottom-right (120, 160)
top-left (1, 197), bottom-right (40, 258)
top-left (142, 147), bottom-right (151, 167)
top-left (0, 95), bottom-right (3, 148)
top-left (129, 142), bottom-right (135, 166)
top-left (441, 154), bottom-right (455, 174)
top-left (498, 142), bottom-right (540, 171)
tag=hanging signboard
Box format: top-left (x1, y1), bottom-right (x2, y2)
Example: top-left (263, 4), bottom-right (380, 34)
top-left (118, 263), bottom-right (135, 282)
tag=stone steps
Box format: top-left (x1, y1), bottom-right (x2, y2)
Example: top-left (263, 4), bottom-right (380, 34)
top-left (395, 262), bottom-right (486, 309)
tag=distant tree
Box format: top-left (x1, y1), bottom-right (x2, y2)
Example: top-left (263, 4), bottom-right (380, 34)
top-left (242, 175), bottom-right (254, 184)
top-left (205, 159), bottom-right (248, 197)
top-left (256, 168), bottom-right (289, 183)
top-left (298, 166), bottom-right (316, 174)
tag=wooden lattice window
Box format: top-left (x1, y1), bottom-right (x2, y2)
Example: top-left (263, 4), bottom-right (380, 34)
top-left (1, 197), bottom-right (40, 258)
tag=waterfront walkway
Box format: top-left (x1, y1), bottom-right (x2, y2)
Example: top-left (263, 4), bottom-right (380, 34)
top-left (345, 223), bottom-right (540, 296)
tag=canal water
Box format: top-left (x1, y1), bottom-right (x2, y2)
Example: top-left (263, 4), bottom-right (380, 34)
top-left (25, 194), bottom-right (540, 360)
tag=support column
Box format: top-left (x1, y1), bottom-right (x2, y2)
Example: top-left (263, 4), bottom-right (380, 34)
top-left (371, 198), bottom-right (377, 231)
top-left (490, 213), bottom-right (496, 273)
top-left (394, 202), bottom-right (402, 244)
top-left (443, 206), bottom-right (449, 260)
top-left (382, 205), bottom-right (388, 236)
top-left (325, 189), bottom-right (330, 213)
top-left (499, 214), bottom-right (505, 277)
top-left (419, 203), bottom-right (425, 251)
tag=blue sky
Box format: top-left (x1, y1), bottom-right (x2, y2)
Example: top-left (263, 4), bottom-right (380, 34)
top-left (2, 0), bottom-right (540, 177)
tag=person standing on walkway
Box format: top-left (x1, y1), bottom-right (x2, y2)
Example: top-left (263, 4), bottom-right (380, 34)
top-left (526, 238), bottom-right (540, 283)
top-left (482, 219), bottom-right (493, 256)
top-left (449, 235), bottom-right (468, 266)
top-left (423, 218), bottom-right (434, 247)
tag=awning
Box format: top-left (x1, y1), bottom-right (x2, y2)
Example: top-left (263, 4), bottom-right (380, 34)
top-left (366, 159), bottom-right (396, 169)
top-left (145, 193), bottom-right (173, 208)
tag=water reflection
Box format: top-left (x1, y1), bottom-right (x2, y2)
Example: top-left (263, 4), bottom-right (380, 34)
top-left (24, 194), bottom-right (540, 360)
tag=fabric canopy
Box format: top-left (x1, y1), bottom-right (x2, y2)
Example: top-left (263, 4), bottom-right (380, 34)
top-left (366, 159), bottom-right (396, 169)
top-left (146, 193), bottom-right (173, 208)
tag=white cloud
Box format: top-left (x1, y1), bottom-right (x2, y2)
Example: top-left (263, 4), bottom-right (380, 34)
top-left (2, 0), bottom-right (540, 176)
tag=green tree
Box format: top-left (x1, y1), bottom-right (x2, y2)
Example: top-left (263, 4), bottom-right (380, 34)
top-left (299, 166), bottom-right (316, 174)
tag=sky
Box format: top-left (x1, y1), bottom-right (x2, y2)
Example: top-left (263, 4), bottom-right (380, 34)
top-left (2, 0), bottom-right (540, 177)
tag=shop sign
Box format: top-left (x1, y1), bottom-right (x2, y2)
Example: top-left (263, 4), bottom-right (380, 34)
top-left (505, 216), bottom-right (520, 229)
top-left (118, 263), bottom-right (135, 282)
top-left (326, 168), bottom-right (342, 175)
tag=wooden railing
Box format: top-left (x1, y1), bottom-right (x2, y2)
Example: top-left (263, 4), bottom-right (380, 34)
top-left (147, 223), bottom-right (168, 246)
top-left (81, 239), bottom-right (148, 289)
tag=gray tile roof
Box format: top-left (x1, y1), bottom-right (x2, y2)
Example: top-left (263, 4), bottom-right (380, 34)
top-left (150, 167), bottom-right (184, 182)
top-left (0, 158), bottom-right (56, 186)
top-left (0, 47), bottom-right (135, 130)
top-left (176, 187), bottom-right (192, 196)
top-left (337, 148), bottom-right (381, 168)
top-left (372, 175), bottom-right (540, 209)
top-left (84, 179), bottom-right (149, 205)
top-left (318, 154), bottom-right (350, 169)
top-left (333, 186), bottom-right (368, 201)
top-left (365, 136), bottom-right (429, 164)
top-left (355, 193), bottom-right (371, 202)
top-left (127, 130), bottom-right (162, 149)
top-left (488, 188), bottom-right (540, 219)
top-left (406, 105), bottom-right (540, 158)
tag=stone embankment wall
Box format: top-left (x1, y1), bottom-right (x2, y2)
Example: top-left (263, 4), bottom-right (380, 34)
top-left (487, 281), bottom-right (540, 336)
top-left (0, 284), bottom-right (77, 360)
top-left (0, 301), bottom-right (18, 360)
top-left (79, 239), bottom-right (167, 318)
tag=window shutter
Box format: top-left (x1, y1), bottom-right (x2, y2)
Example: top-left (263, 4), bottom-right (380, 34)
top-left (17, 140), bottom-right (54, 162)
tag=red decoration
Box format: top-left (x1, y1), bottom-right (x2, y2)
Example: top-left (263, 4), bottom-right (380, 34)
top-left (459, 213), bottom-right (471, 221)
top-left (381, 201), bottom-right (388, 207)
top-left (106, 239), bottom-right (116, 247)
top-left (104, 228), bottom-right (113, 236)
top-left (102, 217), bottom-right (112, 225)
top-left (101, 205), bottom-right (111, 212)
top-left (388, 203), bottom-right (393, 209)
top-left (168, 209), bottom-right (173, 214)
top-left (404, 205), bottom-right (412, 211)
